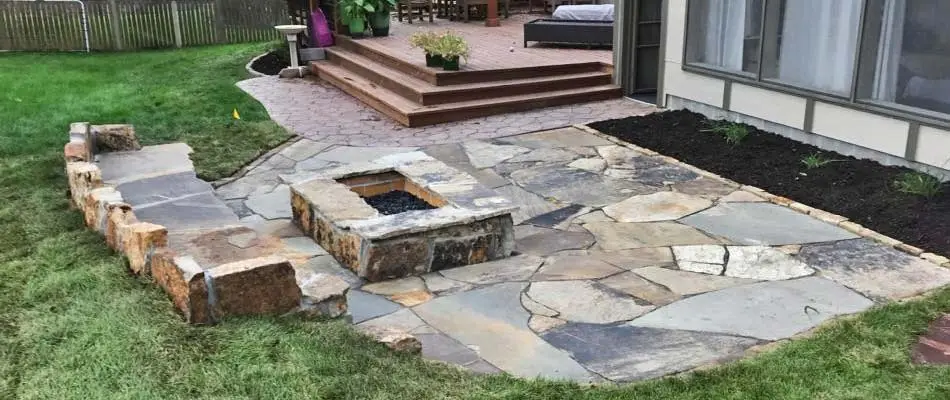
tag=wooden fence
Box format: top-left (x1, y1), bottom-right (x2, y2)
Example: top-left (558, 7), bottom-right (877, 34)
top-left (0, 0), bottom-right (290, 51)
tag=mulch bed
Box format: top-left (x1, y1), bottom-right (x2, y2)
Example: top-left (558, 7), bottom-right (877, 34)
top-left (589, 110), bottom-right (950, 257)
top-left (250, 52), bottom-right (288, 76)
top-left (364, 190), bottom-right (437, 215)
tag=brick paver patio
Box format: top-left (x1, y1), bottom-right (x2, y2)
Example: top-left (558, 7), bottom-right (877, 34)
top-left (237, 76), bottom-right (654, 147)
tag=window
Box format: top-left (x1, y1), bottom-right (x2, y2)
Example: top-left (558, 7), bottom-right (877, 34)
top-left (858, 0), bottom-right (950, 117)
top-left (685, 0), bottom-right (763, 74)
top-left (760, 0), bottom-right (863, 94)
top-left (684, 0), bottom-right (950, 122)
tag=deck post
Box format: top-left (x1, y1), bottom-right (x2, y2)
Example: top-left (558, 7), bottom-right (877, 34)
top-left (485, 0), bottom-right (500, 27)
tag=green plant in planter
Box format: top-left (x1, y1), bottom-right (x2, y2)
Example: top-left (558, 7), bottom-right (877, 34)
top-left (800, 152), bottom-right (842, 169)
top-left (340, 0), bottom-right (375, 38)
top-left (409, 31), bottom-right (442, 67)
top-left (433, 32), bottom-right (469, 71)
top-left (370, 0), bottom-right (396, 37)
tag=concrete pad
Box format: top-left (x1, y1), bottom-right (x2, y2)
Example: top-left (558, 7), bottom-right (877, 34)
top-left (680, 202), bottom-right (858, 245)
top-left (628, 277), bottom-right (873, 340)
top-left (543, 323), bottom-right (759, 382)
top-left (413, 283), bottom-right (594, 381)
top-left (799, 239), bottom-right (950, 300)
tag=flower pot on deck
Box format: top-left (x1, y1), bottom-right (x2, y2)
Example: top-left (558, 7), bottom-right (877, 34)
top-left (347, 19), bottom-right (366, 39)
top-left (425, 53), bottom-right (444, 68)
top-left (442, 56), bottom-right (460, 71)
top-left (370, 11), bottom-right (391, 37)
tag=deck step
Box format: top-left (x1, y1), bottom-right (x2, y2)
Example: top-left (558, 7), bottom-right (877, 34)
top-left (314, 61), bottom-right (622, 127)
top-left (333, 33), bottom-right (607, 86)
top-left (325, 47), bottom-right (615, 105)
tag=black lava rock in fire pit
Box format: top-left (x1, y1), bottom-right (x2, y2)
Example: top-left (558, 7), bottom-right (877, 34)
top-left (364, 190), bottom-right (436, 215)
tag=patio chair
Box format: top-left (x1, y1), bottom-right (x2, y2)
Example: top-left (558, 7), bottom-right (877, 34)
top-left (399, 0), bottom-right (435, 23)
top-left (456, 0), bottom-right (510, 22)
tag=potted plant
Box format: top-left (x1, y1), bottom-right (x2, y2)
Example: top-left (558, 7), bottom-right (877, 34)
top-left (409, 31), bottom-right (442, 68)
top-left (433, 32), bottom-right (468, 71)
top-left (339, 0), bottom-right (375, 39)
top-left (370, 0), bottom-right (396, 37)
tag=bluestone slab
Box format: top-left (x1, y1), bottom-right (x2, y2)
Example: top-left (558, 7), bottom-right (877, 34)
top-left (543, 323), bottom-right (760, 381)
top-left (628, 277), bottom-right (873, 340)
top-left (680, 202), bottom-right (858, 245)
top-left (413, 283), bottom-right (594, 381)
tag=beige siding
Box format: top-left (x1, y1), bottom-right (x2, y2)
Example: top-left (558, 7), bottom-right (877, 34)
top-left (663, 65), bottom-right (725, 108)
top-left (915, 127), bottom-right (950, 169)
top-left (812, 102), bottom-right (910, 157)
top-left (666, 0), bottom-right (687, 63)
top-left (729, 83), bottom-right (807, 130)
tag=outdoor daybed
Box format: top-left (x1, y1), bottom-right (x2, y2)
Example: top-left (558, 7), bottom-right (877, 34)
top-left (523, 4), bottom-right (614, 48)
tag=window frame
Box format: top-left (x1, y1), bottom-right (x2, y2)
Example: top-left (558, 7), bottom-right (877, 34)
top-left (681, 0), bottom-right (950, 130)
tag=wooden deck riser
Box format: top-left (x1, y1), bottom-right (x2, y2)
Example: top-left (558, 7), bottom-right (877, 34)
top-left (423, 74), bottom-right (613, 105)
top-left (407, 87), bottom-right (623, 127)
top-left (335, 34), bottom-right (611, 87)
top-left (324, 50), bottom-right (425, 103)
top-left (322, 52), bottom-right (614, 106)
top-left (334, 35), bottom-right (439, 84)
top-left (315, 68), bottom-right (411, 126)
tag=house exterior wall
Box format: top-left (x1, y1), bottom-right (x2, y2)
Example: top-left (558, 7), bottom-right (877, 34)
top-left (636, 0), bottom-right (950, 177)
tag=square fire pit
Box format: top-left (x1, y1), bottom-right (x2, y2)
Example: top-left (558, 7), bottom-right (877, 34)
top-left (290, 152), bottom-right (517, 281)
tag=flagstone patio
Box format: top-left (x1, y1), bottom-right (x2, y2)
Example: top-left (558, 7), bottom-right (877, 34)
top-left (216, 126), bottom-right (950, 382)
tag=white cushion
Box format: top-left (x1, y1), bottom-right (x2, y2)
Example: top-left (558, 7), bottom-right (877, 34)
top-left (552, 4), bottom-right (614, 22)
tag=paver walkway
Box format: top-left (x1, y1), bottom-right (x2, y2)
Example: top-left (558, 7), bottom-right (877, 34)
top-left (237, 77), bottom-right (654, 147)
top-left (216, 126), bottom-right (950, 382)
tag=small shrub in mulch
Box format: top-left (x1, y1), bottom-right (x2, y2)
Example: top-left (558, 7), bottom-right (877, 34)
top-left (250, 42), bottom-right (291, 75)
top-left (589, 109), bottom-right (950, 256)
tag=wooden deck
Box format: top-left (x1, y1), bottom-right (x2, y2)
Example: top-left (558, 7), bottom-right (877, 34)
top-left (311, 13), bottom-right (620, 127)
top-left (360, 13), bottom-right (613, 72)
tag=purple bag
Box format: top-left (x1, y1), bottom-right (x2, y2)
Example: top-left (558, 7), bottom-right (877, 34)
top-left (311, 8), bottom-right (334, 47)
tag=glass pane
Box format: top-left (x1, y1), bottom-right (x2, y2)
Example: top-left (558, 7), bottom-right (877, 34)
top-left (761, 0), bottom-right (863, 94)
top-left (685, 0), bottom-right (763, 74)
top-left (859, 0), bottom-right (950, 117)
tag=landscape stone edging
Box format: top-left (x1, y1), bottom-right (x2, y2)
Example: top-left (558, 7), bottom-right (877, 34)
top-left (245, 52), bottom-right (271, 78)
top-left (574, 124), bottom-right (950, 269)
top-left (62, 122), bottom-right (326, 324)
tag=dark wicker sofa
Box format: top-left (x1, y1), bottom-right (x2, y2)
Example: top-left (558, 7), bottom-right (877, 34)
top-left (523, 18), bottom-right (613, 48)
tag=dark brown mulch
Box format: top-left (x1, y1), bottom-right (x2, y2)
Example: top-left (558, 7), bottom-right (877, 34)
top-left (364, 190), bottom-right (436, 215)
top-left (589, 109), bottom-right (950, 256)
top-left (250, 52), bottom-right (288, 76)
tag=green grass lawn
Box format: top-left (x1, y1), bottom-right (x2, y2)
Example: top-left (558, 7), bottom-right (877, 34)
top-left (3, 44), bottom-right (950, 399)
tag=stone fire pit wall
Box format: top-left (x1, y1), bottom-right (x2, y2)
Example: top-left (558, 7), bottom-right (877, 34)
top-left (291, 152), bottom-right (518, 282)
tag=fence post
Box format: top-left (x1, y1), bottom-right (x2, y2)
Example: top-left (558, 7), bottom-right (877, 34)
top-left (170, 0), bottom-right (182, 47)
top-left (107, 0), bottom-right (123, 50)
top-left (212, 0), bottom-right (225, 43)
